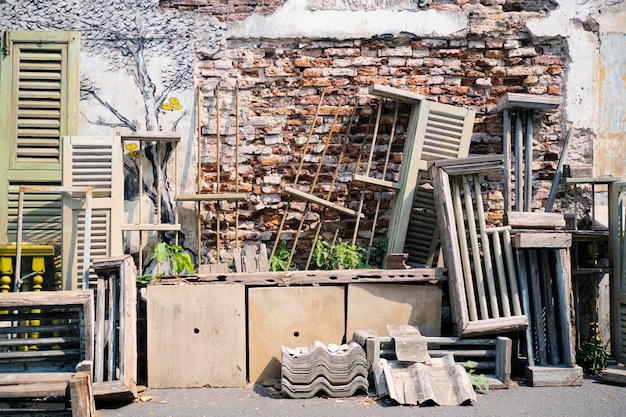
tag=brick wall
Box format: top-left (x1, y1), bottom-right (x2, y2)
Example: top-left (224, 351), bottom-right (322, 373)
top-left (163, 1), bottom-right (578, 267)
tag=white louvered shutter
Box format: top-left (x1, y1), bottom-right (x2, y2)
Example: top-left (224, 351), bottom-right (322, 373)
top-left (62, 136), bottom-right (124, 290)
top-left (387, 99), bottom-right (475, 258)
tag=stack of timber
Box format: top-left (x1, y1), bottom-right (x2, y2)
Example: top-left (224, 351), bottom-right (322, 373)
top-left (354, 326), bottom-right (477, 406)
top-left (431, 155), bottom-right (528, 337)
top-left (280, 340), bottom-right (368, 399)
top-left (0, 290), bottom-right (97, 417)
top-left (507, 212), bottom-right (583, 387)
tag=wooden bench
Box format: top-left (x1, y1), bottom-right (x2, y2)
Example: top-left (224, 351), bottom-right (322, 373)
top-left (0, 290), bottom-right (97, 416)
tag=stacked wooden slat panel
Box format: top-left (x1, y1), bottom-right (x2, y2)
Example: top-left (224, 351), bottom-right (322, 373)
top-left (280, 340), bottom-right (368, 399)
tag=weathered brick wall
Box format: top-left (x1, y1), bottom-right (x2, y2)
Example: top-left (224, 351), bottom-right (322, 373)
top-left (163, 1), bottom-right (581, 267)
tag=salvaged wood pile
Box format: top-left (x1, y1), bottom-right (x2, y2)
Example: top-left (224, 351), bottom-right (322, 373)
top-left (507, 212), bottom-right (583, 386)
top-left (0, 290), bottom-right (97, 416)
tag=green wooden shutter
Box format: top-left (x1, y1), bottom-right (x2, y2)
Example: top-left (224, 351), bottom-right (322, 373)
top-left (0, 30), bottom-right (80, 243)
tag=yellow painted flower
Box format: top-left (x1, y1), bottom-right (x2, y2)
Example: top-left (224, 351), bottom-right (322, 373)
top-left (169, 97), bottom-right (180, 105)
top-left (173, 103), bottom-right (182, 110)
top-left (129, 151), bottom-right (141, 158)
top-left (162, 103), bottom-right (173, 111)
top-left (125, 143), bottom-right (138, 151)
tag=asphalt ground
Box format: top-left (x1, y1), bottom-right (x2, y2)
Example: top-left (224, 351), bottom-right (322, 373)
top-left (98, 375), bottom-right (625, 417)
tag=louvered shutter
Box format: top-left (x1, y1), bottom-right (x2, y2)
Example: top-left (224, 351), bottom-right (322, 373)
top-left (62, 136), bottom-right (124, 290)
top-left (0, 30), bottom-right (79, 243)
top-left (386, 99), bottom-right (475, 259)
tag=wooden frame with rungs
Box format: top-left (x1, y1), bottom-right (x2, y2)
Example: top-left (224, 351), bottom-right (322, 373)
top-left (0, 290), bottom-right (97, 416)
top-left (92, 255), bottom-right (138, 402)
top-left (431, 155), bottom-right (528, 337)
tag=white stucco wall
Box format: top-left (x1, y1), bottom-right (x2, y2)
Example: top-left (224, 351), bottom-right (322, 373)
top-left (528, 0), bottom-right (626, 178)
top-left (227, 0), bottom-right (467, 39)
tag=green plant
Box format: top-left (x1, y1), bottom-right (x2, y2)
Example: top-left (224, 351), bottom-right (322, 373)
top-left (465, 360), bottom-right (489, 391)
top-left (136, 242), bottom-right (194, 285)
top-left (269, 240), bottom-right (291, 272)
top-left (577, 338), bottom-right (608, 374)
top-left (367, 237), bottom-right (388, 268)
top-left (312, 238), bottom-right (364, 270)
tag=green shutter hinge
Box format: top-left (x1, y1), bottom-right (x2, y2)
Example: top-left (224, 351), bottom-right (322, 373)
top-left (2, 30), bottom-right (10, 55)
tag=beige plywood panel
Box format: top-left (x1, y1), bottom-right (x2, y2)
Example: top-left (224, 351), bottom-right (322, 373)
top-left (147, 284), bottom-right (246, 388)
top-left (248, 286), bottom-right (345, 385)
top-left (346, 284), bottom-right (441, 339)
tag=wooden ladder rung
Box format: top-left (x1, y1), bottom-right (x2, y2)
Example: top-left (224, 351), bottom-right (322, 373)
top-left (176, 193), bottom-right (248, 202)
top-left (352, 174), bottom-right (400, 190)
top-left (283, 186), bottom-right (364, 218)
top-left (121, 224), bottom-right (181, 232)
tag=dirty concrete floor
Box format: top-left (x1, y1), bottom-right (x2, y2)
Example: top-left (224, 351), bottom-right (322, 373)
top-left (98, 376), bottom-right (625, 417)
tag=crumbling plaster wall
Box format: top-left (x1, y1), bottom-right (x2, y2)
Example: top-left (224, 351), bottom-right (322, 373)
top-left (163, 0), bottom-right (624, 266)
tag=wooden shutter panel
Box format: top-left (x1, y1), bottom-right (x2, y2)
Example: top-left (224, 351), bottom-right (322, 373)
top-left (62, 136), bottom-right (124, 290)
top-left (0, 30), bottom-right (79, 243)
top-left (386, 99), bottom-right (475, 258)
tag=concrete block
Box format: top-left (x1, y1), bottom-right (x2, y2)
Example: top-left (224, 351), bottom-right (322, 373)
top-left (346, 283), bottom-right (441, 338)
top-left (248, 286), bottom-right (345, 384)
top-left (147, 284), bottom-right (246, 388)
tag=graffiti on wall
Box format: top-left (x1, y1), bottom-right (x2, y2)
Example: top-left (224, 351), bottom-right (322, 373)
top-left (0, 0), bottom-right (225, 264)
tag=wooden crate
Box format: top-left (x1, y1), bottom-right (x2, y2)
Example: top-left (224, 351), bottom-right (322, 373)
top-left (0, 290), bottom-right (97, 416)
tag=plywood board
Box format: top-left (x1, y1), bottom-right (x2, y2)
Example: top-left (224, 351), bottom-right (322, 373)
top-left (248, 287), bottom-right (345, 385)
top-left (147, 284), bottom-right (246, 388)
top-left (346, 284), bottom-right (441, 339)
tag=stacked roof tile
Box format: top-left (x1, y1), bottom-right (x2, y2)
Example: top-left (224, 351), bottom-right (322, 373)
top-left (281, 340), bottom-right (368, 399)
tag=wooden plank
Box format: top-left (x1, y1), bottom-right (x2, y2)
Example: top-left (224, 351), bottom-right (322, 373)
top-left (121, 223), bottom-right (181, 231)
top-left (540, 250), bottom-right (560, 365)
top-left (529, 249), bottom-right (548, 365)
top-left (495, 336), bottom-right (512, 387)
top-left (506, 211), bottom-right (566, 229)
top-left (525, 365), bottom-right (583, 387)
top-left (491, 230), bottom-right (511, 317)
top-left (602, 365), bottom-right (626, 385)
top-left (461, 316), bottom-right (528, 338)
top-left (515, 249), bottom-right (535, 367)
top-left (283, 186), bottom-right (363, 218)
top-left (514, 111), bottom-right (523, 211)
top-left (512, 232), bottom-right (572, 249)
top-left (554, 248), bottom-right (576, 365)
top-left (431, 167), bottom-right (470, 335)
top-left (0, 381), bottom-right (68, 398)
top-left (369, 84), bottom-right (424, 103)
top-left (69, 372), bottom-right (96, 417)
top-left (503, 108), bottom-right (511, 212)
top-left (176, 193), bottom-right (248, 202)
top-left (351, 173), bottom-right (399, 189)
top-left (119, 131), bottom-right (181, 142)
top-left (497, 93), bottom-right (562, 112)
top-left (503, 229), bottom-right (522, 316)
top-left (193, 267), bottom-right (446, 286)
top-left (452, 177), bottom-right (477, 321)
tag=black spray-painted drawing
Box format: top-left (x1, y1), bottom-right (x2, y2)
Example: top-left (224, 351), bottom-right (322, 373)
top-left (0, 0), bottom-right (225, 262)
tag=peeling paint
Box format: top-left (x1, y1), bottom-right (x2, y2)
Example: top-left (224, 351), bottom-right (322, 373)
top-left (227, 0), bottom-right (466, 39)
